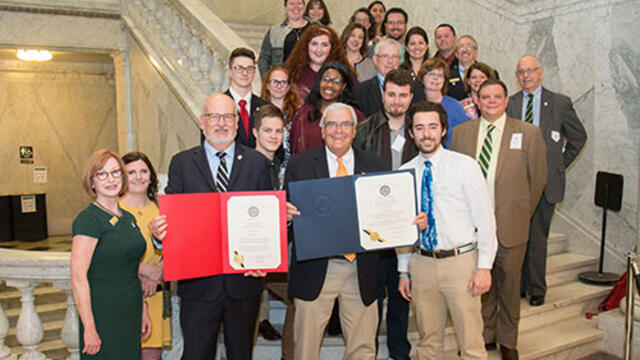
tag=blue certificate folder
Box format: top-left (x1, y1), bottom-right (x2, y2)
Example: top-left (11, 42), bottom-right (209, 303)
top-left (289, 170), bottom-right (418, 261)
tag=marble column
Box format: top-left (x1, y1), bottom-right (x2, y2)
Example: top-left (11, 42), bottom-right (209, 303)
top-left (112, 50), bottom-right (135, 154)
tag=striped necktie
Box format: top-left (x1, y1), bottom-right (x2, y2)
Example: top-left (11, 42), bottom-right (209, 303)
top-left (336, 157), bottom-right (356, 262)
top-left (478, 124), bottom-right (496, 179)
top-left (421, 160), bottom-right (437, 251)
top-left (525, 93), bottom-right (534, 123)
top-left (215, 152), bottom-right (229, 192)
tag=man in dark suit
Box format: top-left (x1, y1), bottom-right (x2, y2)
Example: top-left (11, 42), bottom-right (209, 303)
top-left (507, 54), bottom-right (587, 306)
top-left (432, 24), bottom-right (465, 100)
top-left (354, 39), bottom-right (425, 117)
top-left (285, 102), bottom-right (385, 360)
top-left (450, 80), bottom-right (547, 359)
top-left (224, 47), bottom-right (269, 148)
top-left (150, 93), bottom-right (272, 360)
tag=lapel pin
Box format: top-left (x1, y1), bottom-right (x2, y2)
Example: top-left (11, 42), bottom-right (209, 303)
top-left (237, 154), bottom-right (243, 160)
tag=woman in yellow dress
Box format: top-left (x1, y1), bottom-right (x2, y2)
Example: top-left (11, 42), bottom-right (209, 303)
top-left (120, 152), bottom-right (171, 360)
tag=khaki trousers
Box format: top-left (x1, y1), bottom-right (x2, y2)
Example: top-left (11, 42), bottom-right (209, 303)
top-left (294, 259), bottom-right (378, 360)
top-left (410, 251), bottom-right (487, 360)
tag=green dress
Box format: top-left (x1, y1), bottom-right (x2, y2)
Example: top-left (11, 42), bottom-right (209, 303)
top-left (72, 203), bottom-right (146, 359)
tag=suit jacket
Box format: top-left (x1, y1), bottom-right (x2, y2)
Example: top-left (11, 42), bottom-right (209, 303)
top-left (165, 142), bottom-right (272, 300)
top-left (450, 117), bottom-right (547, 248)
top-left (284, 146), bottom-right (385, 305)
top-left (224, 89), bottom-right (269, 148)
top-left (353, 76), bottom-right (426, 118)
top-left (506, 87), bottom-right (587, 204)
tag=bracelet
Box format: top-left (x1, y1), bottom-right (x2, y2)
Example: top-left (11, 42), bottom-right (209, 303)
top-left (399, 273), bottom-right (410, 278)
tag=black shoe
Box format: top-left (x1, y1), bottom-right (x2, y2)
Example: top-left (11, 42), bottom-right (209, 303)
top-left (529, 295), bottom-right (545, 306)
top-left (259, 320), bottom-right (282, 341)
top-left (485, 342), bottom-right (497, 351)
top-left (500, 345), bottom-right (519, 360)
top-left (520, 292), bottom-right (526, 299)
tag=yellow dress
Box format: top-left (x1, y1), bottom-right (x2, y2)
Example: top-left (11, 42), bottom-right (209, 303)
top-left (119, 201), bottom-right (172, 348)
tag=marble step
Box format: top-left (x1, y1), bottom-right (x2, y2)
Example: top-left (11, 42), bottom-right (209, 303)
top-left (546, 252), bottom-right (598, 287)
top-left (6, 319), bottom-right (63, 347)
top-left (0, 286), bottom-right (66, 310)
top-left (12, 339), bottom-right (69, 360)
top-left (226, 21), bottom-right (269, 53)
top-left (547, 232), bottom-right (568, 256)
top-left (5, 302), bottom-right (67, 328)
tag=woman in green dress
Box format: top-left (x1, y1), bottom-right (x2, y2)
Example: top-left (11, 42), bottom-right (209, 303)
top-left (70, 149), bottom-right (151, 358)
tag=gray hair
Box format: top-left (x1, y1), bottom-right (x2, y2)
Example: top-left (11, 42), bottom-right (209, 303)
top-left (374, 38), bottom-right (402, 56)
top-left (319, 102), bottom-right (357, 127)
top-left (457, 34), bottom-right (478, 50)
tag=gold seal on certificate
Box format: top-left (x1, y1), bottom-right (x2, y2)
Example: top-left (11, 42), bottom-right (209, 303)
top-left (227, 195), bottom-right (282, 270)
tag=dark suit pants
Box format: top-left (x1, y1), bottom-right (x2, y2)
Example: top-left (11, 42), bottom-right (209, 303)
top-left (482, 243), bottom-right (526, 349)
top-left (522, 194), bottom-right (555, 297)
top-left (376, 251), bottom-right (411, 359)
top-left (180, 289), bottom-right (260, 360)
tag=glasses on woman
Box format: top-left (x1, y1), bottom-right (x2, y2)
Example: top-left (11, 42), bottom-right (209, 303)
top-left (320, 76), bottom-right (344, 86)
top-left (94, 169), bottom-right (123, 181)
top-left (268, 79), bottom-right (289, 87)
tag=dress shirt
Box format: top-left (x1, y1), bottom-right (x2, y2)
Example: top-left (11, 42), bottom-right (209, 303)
top-left (325, 146), bottom-right (355, 177)
top-left (376, 73), bottom-right (384, 94)
top-left (204, 140), bottom-right (236, 178)
top-left (521, 85), bottom-right (542, 127)
top-left (228, 87), bottom-right (253, 116)
top-left (458, 64), bottom-right (466, 81)
top-left (397, 147), bottom-right (497, 271)
top-left (389, 123), bottom-right (405, 170)
top-left (474, 114), bottom-right (506, 205)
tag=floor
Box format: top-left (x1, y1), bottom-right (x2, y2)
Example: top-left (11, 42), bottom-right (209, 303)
top-left (0, 235), bottom-right (72, 252)
top-left (579, 352), bottom-right (622, 359)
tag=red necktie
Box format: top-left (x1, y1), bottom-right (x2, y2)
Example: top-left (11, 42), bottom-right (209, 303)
top-left (238, 99), bottom-right (250, 139)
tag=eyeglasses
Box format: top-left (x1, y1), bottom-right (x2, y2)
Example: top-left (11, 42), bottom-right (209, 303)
top-left (94, 169), bottom-right (123, 181)
top-left (375, 53), bottom-right (401, 61)
top-left (268, 79), bottom-right (289, 87)
top-left (324, 121), bottom-right (354, 129)
top-left (233, 65), bottom-right (256, 73)
top-left (387, 20), bottom-right (406, 26)
top-left (515, 67), bottom-right (540, 76)
top-left (202, 113), bottom-right (236, 123)
top-left (425, 71), bottom-right (445, 78)
top-left (458, 44), bottom-right (477, 51)
top-left (320, 76), bottom-right (344, 86)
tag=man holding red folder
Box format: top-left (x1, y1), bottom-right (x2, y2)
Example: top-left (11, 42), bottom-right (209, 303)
top-left (149, 93), bottom-right (271, 360)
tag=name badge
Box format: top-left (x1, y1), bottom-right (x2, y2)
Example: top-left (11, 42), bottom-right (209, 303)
top-left (510, 133), bottom-right (523, 150)
top-left (449, 77), bottom-right (461, 84)
top-left (551, 130), bottom-right (561, 143)
top-left (109, 216), bottom-right (118, 226)
top-left (391, 135), bottom-right (406, 152)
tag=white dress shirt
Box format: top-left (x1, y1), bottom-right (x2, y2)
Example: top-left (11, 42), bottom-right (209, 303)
top-left (325, 146), bottom-right (355, 177)
top-left (228, 87), bottom-right (252, 115)
top-left (474, 113), bottom-right (506, 205)
top-left (397, 147), bottom-right (498, 271)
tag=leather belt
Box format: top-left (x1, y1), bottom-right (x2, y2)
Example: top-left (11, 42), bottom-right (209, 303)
top-left (419, 242), bottom-right (477, 259)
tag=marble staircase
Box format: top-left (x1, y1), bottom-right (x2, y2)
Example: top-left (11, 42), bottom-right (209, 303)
top-left (225, 21), bottom-right (270, 55)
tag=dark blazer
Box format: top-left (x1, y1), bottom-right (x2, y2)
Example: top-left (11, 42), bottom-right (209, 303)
top-left (224, 89), bottom-right (269, 148)
top-left (284, 146), bottom-right (385, 305)
top-left (165, 142), bottom-right (272, 300)
top-left (506, 87), bottom-right (587, 204)
top-left (354, 76), bottom-right (426, 117)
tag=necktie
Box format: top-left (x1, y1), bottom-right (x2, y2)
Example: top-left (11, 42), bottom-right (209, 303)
top-left (215, 152), bottom-right (229, 192)
top-left (336, 157), bottom-right (356, 262)
top-left (477, 124), bottom-right (496, 179)
top-left (524, 93), bottom-right (534, 123)
top-left (238, 99), bottom-right (250, 139)
top-left (420, 160), bottom-right (437, 251)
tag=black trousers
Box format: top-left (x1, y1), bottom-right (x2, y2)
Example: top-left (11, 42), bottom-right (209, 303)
top-left (180, 289), bottom-right (260, 360)
top-left (521, 193), bottom-right (556, 297)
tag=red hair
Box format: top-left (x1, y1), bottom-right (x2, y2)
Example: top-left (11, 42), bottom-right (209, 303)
top-left (284, 24), bottom-right (355, 84)
top-left (260, 66), bottom-right (302, 125)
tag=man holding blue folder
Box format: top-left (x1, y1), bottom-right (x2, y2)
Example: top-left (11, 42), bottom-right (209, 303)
top-left (397, 101), bottom-right (498, 359)
top-left (284, 102), bottom-right (386, 360)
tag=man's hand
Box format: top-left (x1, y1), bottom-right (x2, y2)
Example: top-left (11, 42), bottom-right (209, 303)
top-left (467, 269), bottom-right (491, 297)
top-left (286, 202), bottom-right (300, 222)
top-left (412, 212), bottom-right (428, 231)
top-left (148, 215), bottom-right (168, 241)
top-left (398, 275), bottom-right (412, 302)
top-left (244, 270), bottom-right (267, 278)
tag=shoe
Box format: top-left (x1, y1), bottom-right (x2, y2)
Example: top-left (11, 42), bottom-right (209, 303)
top-left (259, 320), bottom-right (282, 341)
top-left (500, 345), bottom-right (519, 360)
top-left (485, 342), bottom-right (497, 351)
top-left (529, 295), bottom-right (545, 306)
top-left (520, 291), bottom-right (526, 299)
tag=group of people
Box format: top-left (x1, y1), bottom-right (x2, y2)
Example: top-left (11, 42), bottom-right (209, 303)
top-left (70, 0), bottom-right (588, 359)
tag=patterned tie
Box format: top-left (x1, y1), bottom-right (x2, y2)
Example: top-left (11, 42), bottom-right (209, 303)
top-left (524, 93), bottom-right (534, 123)
top-left (421, 161), bottom-right (437, 251)
top-left (238, 99), bottom-right (250, 138)
top-left (477, 124), bottom-right (496, 179)
top-left (336, 157), bottom-right (356, 262)
top-left (215, 152), bottom-right (229, 192)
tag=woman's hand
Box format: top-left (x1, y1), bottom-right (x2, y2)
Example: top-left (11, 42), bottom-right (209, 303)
top-left (148, 215), bottom-right (167, 241)
top-left (140, 276), bottom-right (160, 297)
top-left (141, 302), bottom-right (152, 339)
top-left (83, 327), bottom-right (101, 355)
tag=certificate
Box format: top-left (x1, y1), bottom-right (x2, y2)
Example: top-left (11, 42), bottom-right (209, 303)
top-left (289, 170), bottom-right (418, 261)
top-left (354, 172), bottom-right (418, 250)
top-left (159, 191), bottom-right (288, 281)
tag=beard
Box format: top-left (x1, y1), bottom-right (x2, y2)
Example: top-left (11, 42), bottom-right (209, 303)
top-left (204, 127), bottom-right (236, 146)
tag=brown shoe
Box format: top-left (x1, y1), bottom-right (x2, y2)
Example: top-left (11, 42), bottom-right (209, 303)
top-left (500, 345), bottom-right (519, 360)
top-left (485, 342), bottom-right (497, 351)
top-left (259, 320), bottom-right (282, 341)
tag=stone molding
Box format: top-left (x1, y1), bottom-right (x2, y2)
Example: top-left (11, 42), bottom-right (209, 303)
top-left (470, 0), bottom-right (629, 23)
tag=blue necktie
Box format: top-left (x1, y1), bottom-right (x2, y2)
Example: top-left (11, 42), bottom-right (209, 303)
top-left (421, 161), bottom-right (437, 251)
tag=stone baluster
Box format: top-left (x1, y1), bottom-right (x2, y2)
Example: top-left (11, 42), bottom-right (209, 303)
top-left (0, 296), bottom-right (17, 360)
top-left (153, 1), bottom-right (165, 32)
top-left (161, 4), bottom-right (175, 47)
top-left (144, 0), bottom-right (157, 27)
top-left (5, 281), bottom-right (45, 360)
top-left (53, 282), bottom-right (78, 360)
top-left (187, 33), bottom-right (203, 81)
top-left (198, 42), bottom-right (213, 93)
top-left (210, 50), bottom-right (225, 93)
top-left (178, 23), bottom-right (193, 69)
top-left (169, 13), bottom-right (184, 58)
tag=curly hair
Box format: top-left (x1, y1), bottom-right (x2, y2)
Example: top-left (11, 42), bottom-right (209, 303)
top-left (341, 22), bottom-right (369, 57)
top-left (284, 24), bottom-right (354, 85)
top-left (121, 151), bottom-right (159, 201)
top-left (260, 66), bottom-right (302, 125)
top-left (306, 61), bottom-right (359, 122)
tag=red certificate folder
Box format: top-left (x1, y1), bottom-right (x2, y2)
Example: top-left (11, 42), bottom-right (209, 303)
top-left (159, 191), bottom-right (288, 281)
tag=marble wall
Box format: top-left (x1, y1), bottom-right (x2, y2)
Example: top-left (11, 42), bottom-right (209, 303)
top-left (0, 58), bottom-right (118, 235)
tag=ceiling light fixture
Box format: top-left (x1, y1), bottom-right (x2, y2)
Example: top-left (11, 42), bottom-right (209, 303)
top-left (16, 49), bottom-right (53, 62)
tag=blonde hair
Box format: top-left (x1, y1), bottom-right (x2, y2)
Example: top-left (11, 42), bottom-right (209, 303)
top-left (82, 149), bottom-right (128, 198)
